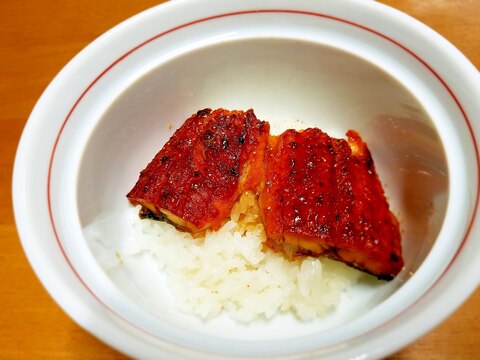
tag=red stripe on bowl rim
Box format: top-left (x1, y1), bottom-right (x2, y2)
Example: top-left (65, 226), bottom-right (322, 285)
top-left (46, 9), bottom-right (480, 355)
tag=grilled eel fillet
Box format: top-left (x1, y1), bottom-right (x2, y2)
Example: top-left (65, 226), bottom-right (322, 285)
top-left (127, 108), bottom-right (269, 233)
top-left (259, 128), bottom-right (403, 279)
top-left (128, 109), bottom-right (403, 279)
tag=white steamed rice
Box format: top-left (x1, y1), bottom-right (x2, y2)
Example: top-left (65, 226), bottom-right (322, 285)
top-left (109, 200), bottom-right (364, 322)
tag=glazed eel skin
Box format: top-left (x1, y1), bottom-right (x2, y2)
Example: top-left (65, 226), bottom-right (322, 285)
top-left (259, 128), bottom-right (403, 279)
top-left (127, 108), bottom-right (403, 279)
top-left (127, 108), bottom-right (269, 233)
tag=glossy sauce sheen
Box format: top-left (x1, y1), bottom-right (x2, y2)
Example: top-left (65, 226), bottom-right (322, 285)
top-left (260, 129), bottom-right (403, 278)
top-left (128, 109), bottom-right (403, 278)
top-left (127, 108), bottom-right (269, 232)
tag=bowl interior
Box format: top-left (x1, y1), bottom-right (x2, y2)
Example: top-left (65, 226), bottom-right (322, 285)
top-left (76, 38), bottom-right (447, 342)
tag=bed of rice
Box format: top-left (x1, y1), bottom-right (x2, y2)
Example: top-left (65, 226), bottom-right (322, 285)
top-left (117, 193), bottom-right (363, 322)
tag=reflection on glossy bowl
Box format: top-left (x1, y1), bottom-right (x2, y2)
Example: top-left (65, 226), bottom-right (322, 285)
top-left (13, 1), bottom-right (480, 359)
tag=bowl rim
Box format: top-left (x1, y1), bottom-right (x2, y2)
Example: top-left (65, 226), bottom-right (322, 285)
top-left (13, 0), bottom-right (480, 358)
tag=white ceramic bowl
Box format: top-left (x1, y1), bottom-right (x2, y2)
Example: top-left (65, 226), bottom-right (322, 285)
top-left (13, 0), bottom-right (480, 358)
